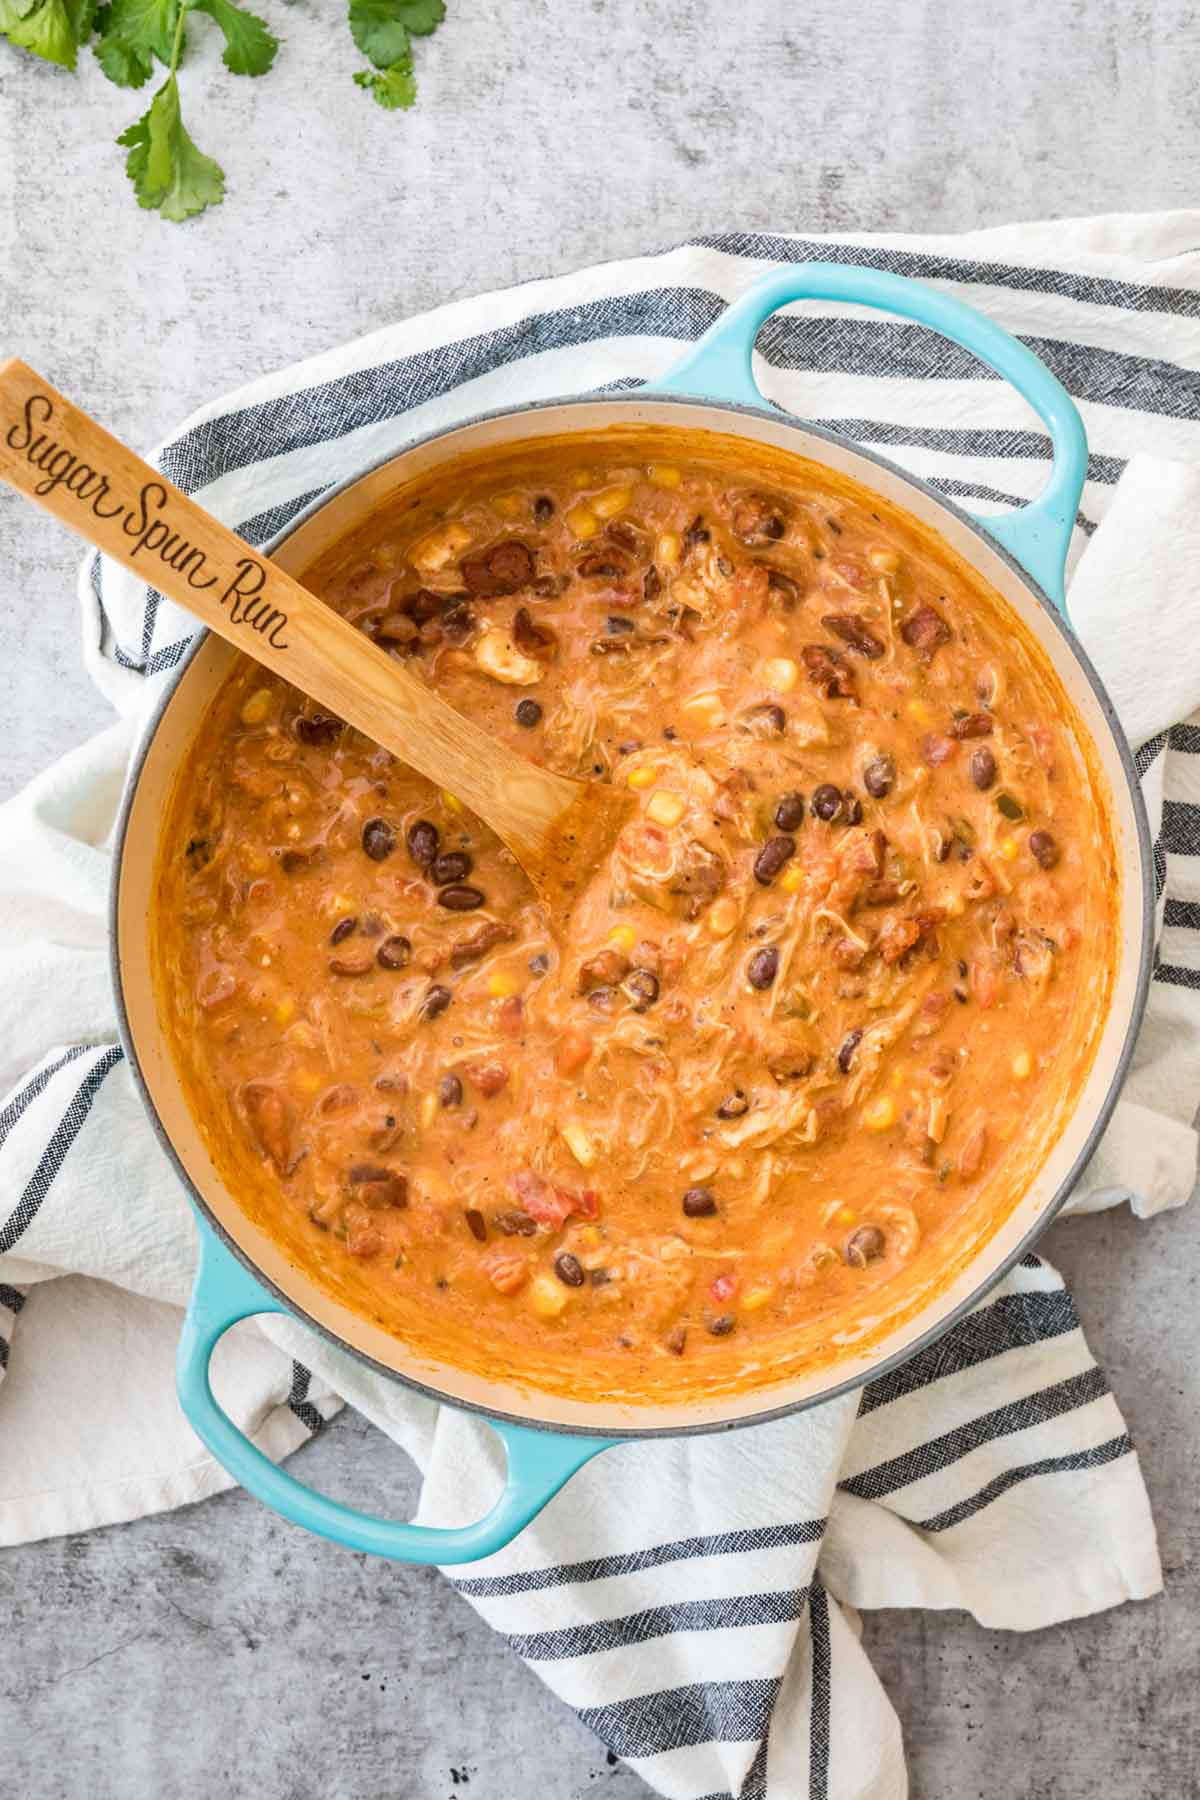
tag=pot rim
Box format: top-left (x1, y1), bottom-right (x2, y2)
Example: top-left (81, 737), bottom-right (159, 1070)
top-left (109, 388), bottom-right (1156, 1439)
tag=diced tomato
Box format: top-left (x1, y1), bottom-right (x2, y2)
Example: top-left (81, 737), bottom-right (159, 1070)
top-left (575, 1189), bottom-right (600, 1220)
top-left (710, 1270), bottom-right (738, 1303)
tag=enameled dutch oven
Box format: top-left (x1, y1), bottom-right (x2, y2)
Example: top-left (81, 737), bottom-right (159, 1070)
top-left (111, 265), bottom-right (1154, 1563)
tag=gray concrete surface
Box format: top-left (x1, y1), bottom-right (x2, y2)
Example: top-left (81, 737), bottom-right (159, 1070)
top-left (1, 0), bottom-right (1198, 1794)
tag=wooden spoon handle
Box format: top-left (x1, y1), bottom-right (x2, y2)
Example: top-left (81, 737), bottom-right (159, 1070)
top-left (0, 359), bottom-right (579, 849)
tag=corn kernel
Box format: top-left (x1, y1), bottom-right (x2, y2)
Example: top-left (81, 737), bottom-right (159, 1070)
top-left (273, 997), bottom-right (297, 1026)
top-left (862, 1096), bottom-right (897, 1131)
top-left (762, 658), bottom-right (798, 693)
top-left (998, 837), bottom-right (1019, 862)
top-left (492, 491), bottom-right (522, 519)
top-left (656, 531), bottom-right (681, 567)
top-left (565, 503), bottom-right (600, 539)
top-left (240, 687), bottom-right (273, 727)
top-left (419, 1093), bottom-right (438, 1129)
top-left (607, 923), bottom-right (638, 952)
top-left (742, 1283), bottom-right (774, 1313)
top-left (529, 1274), bottom-right (570, 1318)
top-left (242, 846), bottom-right (270, 875)
top-left (293, 1068), bottom-right (323, 1096)
top-left (906, 698), bottom-right (934, 727)
top-left (680, 691), bottom-right (724, 728)
top-left (780, 865), bottom-right (803, 894)
top-left (487, 970), bottom-right (520, 998)
top-left (411, 520), bottom-right (471, 572)
top-left (441, 790), bottom-right (464, 814)
top-left (835, 1206), bottom-right (858, 1225)
top-left (708, 897), bottom-right (739, 937)
top-left (1012, 1049), bottom-right (1033, 1080)
top-left (726, 1157), bottom-right (745, 1179)
top-left (944, 893), bottom-right (966, 917)
top-left (869, 547), bottom-right (900, 574)
top-left (561, 1121), bottom-right (596, 1168)
top-left (592, 485), bottom-right (632, 519)
top-left (570, 467), bottom-right (595, 489)
top-left (322, 891), bottom-right (356, 919)
top-left (627, 765), bottom-right (657, 790)
top-left (647, 464), bottom-right (682, 488)
top-left (646, 789), bottom-right (686, 828)
top-left (578, 1225), bottom-right (603, 1251)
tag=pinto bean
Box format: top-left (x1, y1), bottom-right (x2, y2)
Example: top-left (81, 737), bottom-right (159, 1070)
top-left (844, 1225), bottom-right (885, 1267)
top-left (716, 1089), bottom-right (750, 1119)
top-left (578, 948), bottom-right (629, 993)
top-left (822, 614), bottom-right (885, 659)
top-left (747, 947), bottom-right (779, 989)
top-left (863, 754), bottom-right (895, 798)
top-left (732, 492), bottom-right (786, 543)
top-left (969, 746), bottom-right (997, 790)
top-left (754, 835), bottom-right (796, 885)
top-left (623, 968), bottom-right (660, 1012)
top-left (461, 540), bottom-right (534, 597)
top-left (706, 1313), bottom-right (737, 1336)
top-left (449, 919), bottom-right (515, 968)
top-left (329, 950), bottom-right (376, 977)
top-left (900, 603), bottom-right (950, 657)
top-left (949, 712), bottom-right (994, 739)
top-left (465, 1208), bottom-right (488, 1242)
top-left (439, 1073), bottom-right (463, 1108)
top-left (682, 1187), bottom-right (717, 1217)
top-left (802, 644), bottom-right (856, 701)
top-left (1029, 830), bottom-right (1060, 869)
top-left (348, 1165), bottom-right (409, 1208)
top-left (243, 1081), bottom-right (290, 1173)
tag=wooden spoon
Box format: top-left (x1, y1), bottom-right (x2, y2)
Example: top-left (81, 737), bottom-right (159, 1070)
top-left (0, 360), bottom-right (630, 911)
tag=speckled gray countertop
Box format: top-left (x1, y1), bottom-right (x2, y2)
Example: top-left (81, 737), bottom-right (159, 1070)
top-left (3, 3), bottom-right (1200, 1795)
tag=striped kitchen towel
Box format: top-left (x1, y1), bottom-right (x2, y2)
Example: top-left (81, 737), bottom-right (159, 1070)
top-left (2, 212), bottom-right (1199, 1799)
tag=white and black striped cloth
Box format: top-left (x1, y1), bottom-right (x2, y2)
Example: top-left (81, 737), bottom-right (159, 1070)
top-left (2, 215), bottom-right (1199, 1798)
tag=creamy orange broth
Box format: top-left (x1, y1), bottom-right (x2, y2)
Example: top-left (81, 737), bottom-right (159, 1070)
top-left (155, 429), bottom-right (1117, 1404)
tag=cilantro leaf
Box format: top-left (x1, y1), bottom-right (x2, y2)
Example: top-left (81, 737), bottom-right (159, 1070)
top-left (188, 0), bottom-right (277, 76)
top-left (0, 0), bottom-right (97, 68)
top-left (118, 71), bottom-right (225, 219)
top-left (93, 0), bottom-right (178, 85)
top-left (348, 0), bottom-right (442, 70)
top-left (352, 55), bottom-right (416, 110)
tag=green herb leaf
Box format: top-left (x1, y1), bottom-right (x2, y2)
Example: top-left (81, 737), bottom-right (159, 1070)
top-left (188, 0), bottom-right (277, 76)
top-left (0, 0), bottom-right (96, 68)
top-left (348, 0), bottom-right (442, 69)
top-left (93, 0), bottom-right (178, 85)
top-left (118, 71), bottom-right (225, 219)
top-left (352, 55), bottom-right (416, 109)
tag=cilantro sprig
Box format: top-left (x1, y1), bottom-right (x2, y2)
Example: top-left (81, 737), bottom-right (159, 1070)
top-left (0, 0), bottom-right (450, 219)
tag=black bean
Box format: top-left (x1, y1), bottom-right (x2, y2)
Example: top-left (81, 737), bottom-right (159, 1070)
top-left (437, 884), bottom-right (485, 911)
top-left (421, 985), bottom-right (452, 1020)
top-left (753, 835), bottom-right (796, 885)
top-left (606, 615), bottom-right (635, 635)
top-left (376, 934), bottom-right (412, 970)
top-left (644, 566), bottom-right (662, 602)
top-left (716, 1089), bottom-right (749, 1120)
top-left (515, 698), bottom-right (543, 728)
top-left (440, 605), bottom-right (475, 645)
top-left (843, 792), bottom-right (863, 825)
top-left (587, 986), bottom-right (618, 1012)
top-left (747, 947), bottom-right (779, 990)
top-left (362, 817), bottom-right (396, 861)
top-left (431, 851), bottom-right (473, 885)
top-left (439, 1073), bottom-right (463, 1108)
top-left (837, 1027), bottom-right (863, 1074)
top-left (682, 1187), bottom-right (717, 1218)
top-left (706, 1313), bottom-right (737, 1336)
top-left (528, 952), bottom-right (550, 975)
top-left (844, 1225), bottom-right (886, 1268)
top-left (532, 495), bottom-right (554, 523)
top-left (969, 747), bottom-right (997, 791)
top-left (741, 702), bottom-right (787, 737)
top-left (554, 1251), bottom-right (586, 1288)
top-left (774, 792), bottom-right (806, 831)
top-left (1029, 829), bottom-right (1060, 869)
top-left (406, 819), bottom-right (439, 866)
top-left (623, 968), bottom-right (660, 1012)
top-left (360, 914), bottom-right (384, 937)
top-left (590, 1267), bottom-right (612, 1287)
top-left (995, 791), bottom-right (1024, 821)
top-left (862, 754), bottom-right (895, 799)
top-left (464, 1208), bottom-right (488, 1243)
top-left (496, 1209), bottom-right (538, 1236)
top-left (811, 784), bottom-right (842, 822)
top-left (294, 712), bottom-right (342, 746)
top-left (330, 916), bottom-right (358, 945)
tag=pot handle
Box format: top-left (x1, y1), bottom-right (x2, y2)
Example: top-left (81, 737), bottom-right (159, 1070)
top-left (177, 1214), bottom-right (618, 1564)
top-left (653, 263), bottom-right (1088, 611)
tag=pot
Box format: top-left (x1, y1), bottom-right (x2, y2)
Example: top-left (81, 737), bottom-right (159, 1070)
top-left (111, 264), bottom-right (1153, 1563)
